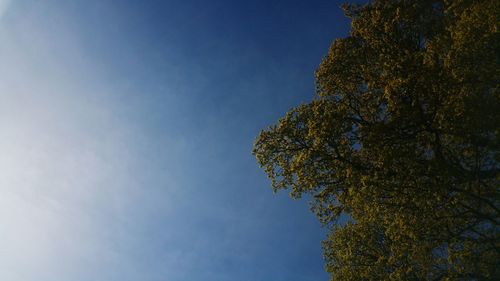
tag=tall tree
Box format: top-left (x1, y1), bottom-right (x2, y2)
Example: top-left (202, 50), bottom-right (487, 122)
top-left (253, 0), bottom-right (499, 280)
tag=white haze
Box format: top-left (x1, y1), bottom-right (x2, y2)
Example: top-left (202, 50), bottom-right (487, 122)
top-left (0, 2), bottom-right (176, 280)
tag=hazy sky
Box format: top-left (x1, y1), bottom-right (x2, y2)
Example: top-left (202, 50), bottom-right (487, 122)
top-left (0, 1), bottom-right (350, 280)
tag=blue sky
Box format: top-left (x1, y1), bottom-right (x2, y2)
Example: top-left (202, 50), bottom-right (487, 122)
top-left (0, 1), bottom-right (350, 280)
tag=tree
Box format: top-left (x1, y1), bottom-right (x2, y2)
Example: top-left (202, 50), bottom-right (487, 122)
top-left (253, 0), bottom-right (499, 280)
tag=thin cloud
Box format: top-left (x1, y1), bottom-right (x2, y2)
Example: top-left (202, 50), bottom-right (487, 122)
top-left (0, 0), bottom-right (10, 19)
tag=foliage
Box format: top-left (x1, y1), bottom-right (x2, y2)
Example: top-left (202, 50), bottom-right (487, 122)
top-left (253, 0), bottom-right (500, 280)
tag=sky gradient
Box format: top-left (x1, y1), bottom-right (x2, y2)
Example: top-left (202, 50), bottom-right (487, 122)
top-left (0, 1), bottom-right (350, 280)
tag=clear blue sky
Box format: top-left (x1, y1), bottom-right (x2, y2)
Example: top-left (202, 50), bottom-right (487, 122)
top-left (0, 1), bottom-right (350, 280)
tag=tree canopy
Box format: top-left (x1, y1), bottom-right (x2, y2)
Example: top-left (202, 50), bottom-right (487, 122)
top-left (253, 0), bottom-right (499, 280)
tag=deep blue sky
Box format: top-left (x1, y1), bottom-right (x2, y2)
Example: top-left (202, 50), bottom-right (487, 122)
top-left (0, 1), bottom-right (351, 280)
